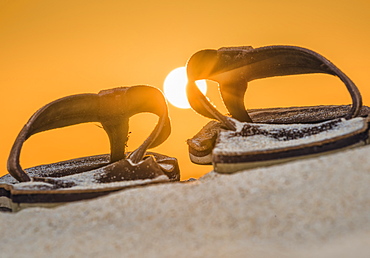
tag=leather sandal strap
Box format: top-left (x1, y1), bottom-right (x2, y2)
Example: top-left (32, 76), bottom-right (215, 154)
top-left (186, 45), bottom-right (362, 128)
top-left (7, 86), bottom-right (171, 182)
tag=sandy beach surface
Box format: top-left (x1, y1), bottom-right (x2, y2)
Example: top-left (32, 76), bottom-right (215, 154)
top-left (1, 144), bottom-right (370, 257)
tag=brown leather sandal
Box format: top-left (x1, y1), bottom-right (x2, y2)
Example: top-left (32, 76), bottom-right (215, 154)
top-left (186, 45), bottom-right (369, 172)
top-left (1, 85), bottom-right (179, 212)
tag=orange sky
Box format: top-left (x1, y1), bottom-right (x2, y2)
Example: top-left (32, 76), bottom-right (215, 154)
top-left (1, 0), bottom-right (370, 180)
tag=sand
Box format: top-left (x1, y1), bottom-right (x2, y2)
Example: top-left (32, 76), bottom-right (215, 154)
top-left (1, 144), bottom-right (370, 257)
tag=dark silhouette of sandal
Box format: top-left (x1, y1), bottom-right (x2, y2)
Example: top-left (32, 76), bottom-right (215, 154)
top-left (1, 85), bottom-right (179, 212)
top-left (186, 45), bottom-right (369, 172)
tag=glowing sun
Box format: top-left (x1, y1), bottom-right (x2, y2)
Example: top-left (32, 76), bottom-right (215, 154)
top-left (163, 67), bottom-right (207, 109)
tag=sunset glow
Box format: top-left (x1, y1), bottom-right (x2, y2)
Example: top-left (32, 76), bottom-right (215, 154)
top-left (163, 67), bottom-right (207, 109)
top-left (1, 1), bottom-right (370, 180)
